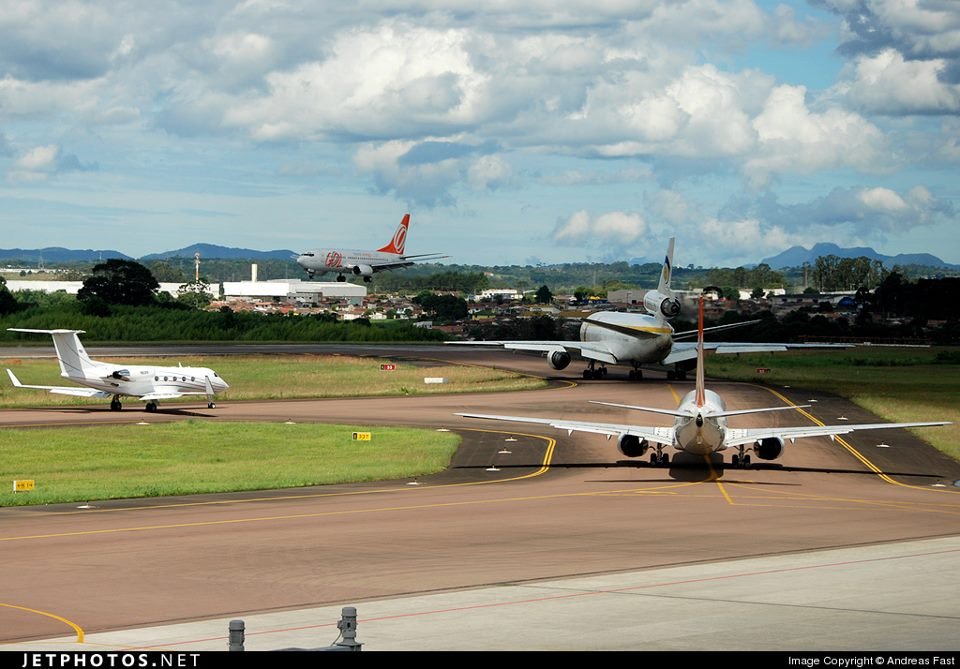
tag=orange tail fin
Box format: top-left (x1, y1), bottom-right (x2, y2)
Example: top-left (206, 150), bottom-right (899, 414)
top-left (377, 214), bottom-right (410, 255)
top-left (695, 295), bottom-right (706, 408)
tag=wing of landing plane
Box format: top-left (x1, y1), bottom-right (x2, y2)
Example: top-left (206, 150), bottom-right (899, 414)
top-left (5, 369), bottom-right (111, 398)
top-left (456, 412), bottom-right (676, 446)
top-left (723, 420), bottom-right (952, 449)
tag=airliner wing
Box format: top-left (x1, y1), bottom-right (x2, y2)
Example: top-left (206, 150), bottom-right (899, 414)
top-left (370, 254), bottom-right (450, 272)
top-left (456, 412), bottom-right (675, 446)
top-left (723, 421), bottom-right (951, 449)
top-left (6, 369), bottom-right (111, 398)
top-left (662, 341), bottom-right (847, 365)
top-left (447, 340), bottom-right (619, 365)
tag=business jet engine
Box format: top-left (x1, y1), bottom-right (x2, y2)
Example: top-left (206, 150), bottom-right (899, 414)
top-left (618, 434), bottom-right (650, 458)
top-left (643, 290), bottom-right (681, 319)
top-left (352, 264), bottom-right (374, 278)
top-left (108, 369), bottom-right (131, 381)
top-left (753, 437), bottom-right (784, 461)
top-left (548, 350), bottom-right (571, 370)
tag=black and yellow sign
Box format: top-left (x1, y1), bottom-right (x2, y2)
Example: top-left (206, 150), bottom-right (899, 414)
top-left (352, 432), bottom-right (372, 441)
top-left (13, 479), bottom-right (35, 492)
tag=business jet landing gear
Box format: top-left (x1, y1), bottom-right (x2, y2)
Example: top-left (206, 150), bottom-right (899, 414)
top-left (648, 446), bottom-right (670, 466)
top-left (208, 402), bottom-right (216, 409)
top-left (110, 396), bottom-right (122, 411)
top-left (145, 401), bottom-right (159, 413)
top-left (582, 361), bottom-right (608, 380)
top-left (730, 447), bottom-right (752, 468)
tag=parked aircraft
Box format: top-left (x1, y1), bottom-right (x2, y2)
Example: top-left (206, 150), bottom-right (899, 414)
top-left (450, 238), bottom-right (844, 380)
top-left (5, 328), bottom-right (228, 412)
top-left (458, 297), bottom-right (949, 467)
top-left (296, 213), bottom-right (447, 282)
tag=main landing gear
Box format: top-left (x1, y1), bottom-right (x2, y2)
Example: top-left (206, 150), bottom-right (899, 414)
top-left (628, 365), bottom-right (643, 381)
top-left (582, 361), bottom-right (608, 380)
top-left (145, 401), bottom-right (159, 413)
top-left (730, 446), bottom-right (752, 468)
top-left (336, 274), bottom-right (346, 282)
top-left (110, 396), bottom-right (122, 411)
top-left (649, 445), bottom-right (670, 466)
top-left (666, 367), bottom-right (688, 381)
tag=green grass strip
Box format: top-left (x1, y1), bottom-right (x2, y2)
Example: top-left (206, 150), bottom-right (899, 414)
top-left (0, 421), bottom-right (460, 507)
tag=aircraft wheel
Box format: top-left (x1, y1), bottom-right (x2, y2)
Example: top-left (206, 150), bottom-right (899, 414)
top-left (582, 370), bottom-right (594, 380)
top-left (337, 275), bottom-right (346, 282)
top-left (650, 453), bottom-right (658, 465)
top-left (742, 454), bottom-right (751, 467)
top-left (666, 371), bottom-right (676, 380)
top-left (660, 453), bottom-right (670, 465)
top-left (731, 454), bottom-right (740, 467)
top-left (208, 402), bottom-right (216, 409)
top-left (145, 402), bottom-right (158, 413)
top-left (110, 401), bottom-right (121, 411)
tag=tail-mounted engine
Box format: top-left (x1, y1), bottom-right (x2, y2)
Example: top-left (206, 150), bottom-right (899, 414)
top-left (753, 437), bottom-right (784, 461)
top-left (618, 434), bottom-right (650, 458)
top-left (643, 290), bottom-right (681, 319)
top-left (548, 350), bottom-right (571, 370)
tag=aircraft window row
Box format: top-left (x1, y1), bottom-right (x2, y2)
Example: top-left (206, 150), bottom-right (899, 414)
top-left (154, 376), bottom-right (197, 382)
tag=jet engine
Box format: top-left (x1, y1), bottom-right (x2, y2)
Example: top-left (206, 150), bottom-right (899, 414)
top-left (109, 369), bottom-right (131, 381)
top-left (352, 264), bottom-right (374, 277)
top-left (548, 350), bottom-right (571, 370)
top-left (753, 437), bottom-right (784, 461)
top-left (643, 290), bottom-right (681, 319)
top-left (618, 434), bottom-right (650, 458)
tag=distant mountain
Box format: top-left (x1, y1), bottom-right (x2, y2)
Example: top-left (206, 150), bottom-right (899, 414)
top-left (141, 243), bottom-right (297, 261)
top-left (0, 247), bottom-right (131, 264)
top-left (761, 243), bottom-right (958, 270)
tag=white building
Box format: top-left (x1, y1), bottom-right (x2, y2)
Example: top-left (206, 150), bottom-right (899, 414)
top-left (222, 279), bottom-right (366, 305)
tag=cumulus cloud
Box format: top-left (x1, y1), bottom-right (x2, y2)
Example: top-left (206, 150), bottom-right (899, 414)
top-left (7, 144), bottom-right (98, 182)
top-left (552, 210), bottom-right (648, 246)
top-left (837, 48), bottom-right (960, 114)
top-left (700, 217), bottom-right (796, 256)
top-left (745, 85), bottom-right (888, 186)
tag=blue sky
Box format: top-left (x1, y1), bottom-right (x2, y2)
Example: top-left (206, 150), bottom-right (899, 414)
top-left (1, 0), bottom-right (958, 267)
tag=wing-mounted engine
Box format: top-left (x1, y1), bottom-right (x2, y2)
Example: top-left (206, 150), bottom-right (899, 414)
top-left (548, 350), bottom-right (571, 370)
top-left (352, 264), bottom-right (374, 277)
top-left (753, 437), bottom-right (784, 461)
top-left (618, 434), bottom-right (650, 458)
top-left (643, 290), bottom-right (681, 320)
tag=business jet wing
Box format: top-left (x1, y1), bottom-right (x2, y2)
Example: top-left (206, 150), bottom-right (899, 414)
top-left (447, 340), bottom-right (620, 365)
top-left (456, 412), bottom-right (675, 446)
top-left (723, 421), bottom-right (951, 449)
top-left (6, 369), bottom-right (111, 398)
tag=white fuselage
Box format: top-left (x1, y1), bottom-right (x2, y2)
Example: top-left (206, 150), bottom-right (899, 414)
top-left (296, 248), bottom-right (397, 275)
top-left (579, 311), bottom-right (675, 364)
top-left (67, 362), bottom-right (229, 398)
top-left (671, 388), bottom-right (728, 455)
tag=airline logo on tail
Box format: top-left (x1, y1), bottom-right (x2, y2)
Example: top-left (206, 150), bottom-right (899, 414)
top-left (377, 214), bottom-right (410, 255)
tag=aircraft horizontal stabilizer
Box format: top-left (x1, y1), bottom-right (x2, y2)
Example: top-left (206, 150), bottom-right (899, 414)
top-left (588, 400), bottom-right (690, 418)
top-left (7, 327), bottom-right (87, 335)
top-left (6, 369), bottom-right (109, 397)
top-left (456, 412), bottom-right (674, 446)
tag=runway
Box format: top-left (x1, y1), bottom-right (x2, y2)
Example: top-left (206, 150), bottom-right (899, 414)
top-left (0, 345), bottom-right (958, 650)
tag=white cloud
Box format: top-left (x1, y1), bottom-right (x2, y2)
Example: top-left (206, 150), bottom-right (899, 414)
top-left (467, 155), bottom-right (512, 191)
top-left (838, 48), bottom-right (960, 115)
top-left (745, 85), bottom-right (888, 186)
top-left (553, 210), bottom-right (648, 245)
top-left (8, 145), bottom-right (59, 182)
top-left (700, 217), bottom-right (795, 255)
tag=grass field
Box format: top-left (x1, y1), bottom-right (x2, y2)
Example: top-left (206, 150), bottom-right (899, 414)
top-left (707, 347), bottom-right (960, 461)
top-left (0, 421), bottom-right (461, 506)
top-left (0, 353), bottom-right (546, 408)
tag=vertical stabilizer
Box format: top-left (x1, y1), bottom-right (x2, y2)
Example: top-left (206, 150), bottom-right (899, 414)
top-left (657, 237), bottom-right (675, 295)
top-left (7, 328), bottom-right (98, 379)
top-left (377, 213), bottom-right (410, 255)
top-left (695, 296), bottom-right (706, 408)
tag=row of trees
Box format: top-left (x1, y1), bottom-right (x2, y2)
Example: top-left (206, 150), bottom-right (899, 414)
top-left (810, 256), bottom-right (888, 292)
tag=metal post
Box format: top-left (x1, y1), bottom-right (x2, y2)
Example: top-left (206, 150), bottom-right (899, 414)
top-left (335, 607), bottom-right (361, 651)
top-left (228, 619), bottom-right (245, 652)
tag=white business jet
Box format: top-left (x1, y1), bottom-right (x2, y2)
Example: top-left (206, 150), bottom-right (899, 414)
top-left (458, 297), bottom-right (949, 467)
top-left (6, 328), bottom-right (228, 412)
